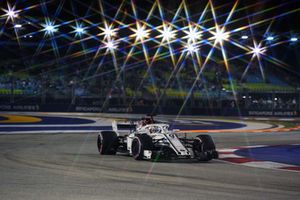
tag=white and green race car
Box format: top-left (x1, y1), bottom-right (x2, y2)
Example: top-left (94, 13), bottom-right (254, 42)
top-left (97, 116), bottom-right (218, 161)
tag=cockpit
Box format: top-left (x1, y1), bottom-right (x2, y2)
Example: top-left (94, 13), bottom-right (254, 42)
top-left (143, 124), bottom-right (169, 134)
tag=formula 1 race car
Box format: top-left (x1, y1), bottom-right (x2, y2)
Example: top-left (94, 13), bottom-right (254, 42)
top-left (97, 116), bottom-right (218, 161)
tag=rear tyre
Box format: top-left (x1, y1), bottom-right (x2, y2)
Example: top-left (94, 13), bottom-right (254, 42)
top-left (131, 134), bottom-right (153, 160)
top-left (97, 131), bottom-right (118, 155)
top-left (193, 134), bottom-right (218, 161)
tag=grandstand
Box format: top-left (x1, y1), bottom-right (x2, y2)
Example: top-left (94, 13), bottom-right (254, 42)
top-left (1, 58), bottom-right (299, 116)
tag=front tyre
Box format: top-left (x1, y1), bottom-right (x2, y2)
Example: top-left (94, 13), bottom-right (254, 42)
top-left (131, 134), bottom-right (153, 160)
top-left (193, 134), bottom-right (218, 161)
top-left (97, 131), bottom-right (118, 155)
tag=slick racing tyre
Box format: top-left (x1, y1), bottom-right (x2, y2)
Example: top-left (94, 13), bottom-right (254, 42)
top-left (131, 134), bottom-right (153, 160)
top-left (193, 134), bottom-right (217, 161)
top-left (97, 131), bottom-right (118, 155)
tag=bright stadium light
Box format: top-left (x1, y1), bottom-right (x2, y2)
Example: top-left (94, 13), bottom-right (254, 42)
top-left (251, 46), bottom-right (265, 57)
top-left (249, 40), bottom-right (266, 57)
top-left (266, 36), bottom-right (274, 41)
top-left (253, 47), bottom-right (262, 55)
top-left (74, 26), bottom-right (86, 37)
top-left (3, 4), bottom-right (19, 21)
top-left (185, 43), bottom-right (198, 54)
top-left (7, 10), bottom-right (17, 18)
top-left (184, 27), bottom-right (201, 42)
top-left (156, 24), bottom-right (176, 43)
top-left (241, 35), bottom-right (248, 40)
top-left (135, 26), bottom-right (149, 41)
top-left (14, 24), bottom-right (22, 28)
top-left (212, 27), bottom-right (230, 44)
top-left (290, 37), bottom-right (298, 42)
top-left (99, 23), bottom-right (117, 39)
top-left (6, 10), bottom-right (17, 18)
top-left (106, 41), bottom-right (114, 49)
top-left (130, 22), bottom-right (150, 42)
top-left (75, 27), bottom-right (84, 33)
top-left (45, 25), bottom-right (55, 32)
top-left (104, 40), bottom-right (117, 50)
top-left (103, 27), bottom-right (116, 38)
top-left (161, 28), bottom-right (176, 41)
top-left (43, 21), bottom-right (58, 35)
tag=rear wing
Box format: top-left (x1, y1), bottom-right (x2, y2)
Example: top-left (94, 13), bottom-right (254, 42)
top-left (112, 120), bottom-right (137, 134)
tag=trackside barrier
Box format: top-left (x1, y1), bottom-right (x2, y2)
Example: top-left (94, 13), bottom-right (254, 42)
top-left (0, 103), bottom-right (299, 117)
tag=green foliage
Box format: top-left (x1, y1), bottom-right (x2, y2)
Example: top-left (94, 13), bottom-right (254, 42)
top-left (125, 88), bottom-right (142, 97)
top-left (0, 89), bottom-right (24, 95)
top-left (222, 83), bottom-right (295, 91)
top-left (146, 86), bottom-right (202, 98)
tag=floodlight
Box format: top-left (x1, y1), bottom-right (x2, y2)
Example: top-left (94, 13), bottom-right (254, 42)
top-left (161, 28), bottom-right (176, 41)
top-left (252, 46), bottom-right (264, 56)
top-left (185, 43), bottom-right (198, 53)
top-left (157, 24), bottom-right (176, 43)
top-left (103, 27), bottom-right (115, 38)
top-left (45, 25), bottom-right (55, 32)
top-left (135, 27), bottom-right (149, 41)
top-left (290, 37), bottom-right (298, 42)
top-left (253, 47), bottom-right (262, 55)
top-left (186, 29), bottom-right (201, 41)
top-left (74, 26), bottom-right (85, 37)
top-left (241, 35), bottom-right (248, 40)
top-left (75, 27), bottom-right (84, 33)
top-left (105, 41), bottom-right (117, 50)
top-left (43, 21), bottom-right (58, 35)
top-left (4, 5), bottom-right (19, 21)
top-left (266, 36), bottom-right (274, 41)
top-left (14, 24), bottom-right (22, 28)
top-left (7, 10), bottom-right (17, 18)
top-left (213, 28), bottom-right (229, 44)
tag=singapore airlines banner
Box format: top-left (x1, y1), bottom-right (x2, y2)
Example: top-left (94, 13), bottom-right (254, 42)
top-left (0, 104), bottom-right (299, 117)
top-left (248, 111), bottom-right (298, 117)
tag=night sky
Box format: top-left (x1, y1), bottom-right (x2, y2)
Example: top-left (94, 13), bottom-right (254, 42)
top-left (0, 0), bottom-right (299, 78)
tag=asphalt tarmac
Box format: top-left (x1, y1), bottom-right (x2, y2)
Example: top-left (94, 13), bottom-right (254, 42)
top-left (0, 131), bottom-right (300, 200)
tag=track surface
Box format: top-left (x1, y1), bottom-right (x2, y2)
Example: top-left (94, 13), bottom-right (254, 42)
top-left (1, 131), bottom-right (300, 200)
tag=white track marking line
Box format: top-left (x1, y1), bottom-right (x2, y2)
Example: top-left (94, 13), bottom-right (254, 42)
top-left (218, 148), bottom-right (240, 153)
top-left (218, 154), bottom-right (243, 159)
top-left (242, 161), bottom-right (295, 169)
